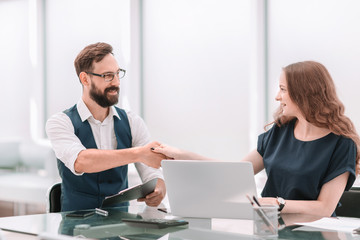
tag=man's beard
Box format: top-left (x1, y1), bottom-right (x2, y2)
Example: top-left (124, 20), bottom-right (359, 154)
top-left (90, 81), bottom-right (119, 108)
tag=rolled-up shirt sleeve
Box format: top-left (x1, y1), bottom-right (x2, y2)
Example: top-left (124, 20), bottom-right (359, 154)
top-left (45, 112), bottom-right (85, 175)
top-left (127, 110), bottom-right (164, 182)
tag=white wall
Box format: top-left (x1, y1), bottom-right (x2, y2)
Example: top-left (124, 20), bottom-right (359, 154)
top-left (45, 0), bottom-right (132, 117)
top-left (1, 0), bottom-right (360, 162)
top-left (267, 0), bottom-right (360, 129)
top-left (0, 0), bottom-right (31, 140)
top-left (142, 0), bottom-right (265, 161)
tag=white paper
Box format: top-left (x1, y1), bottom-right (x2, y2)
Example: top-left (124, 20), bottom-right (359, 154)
top-left (295, 217), bottom-right (360, 233)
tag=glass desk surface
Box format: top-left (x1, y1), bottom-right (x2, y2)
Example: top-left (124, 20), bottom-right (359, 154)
top-left (0, 204), bottom-right (358, 240)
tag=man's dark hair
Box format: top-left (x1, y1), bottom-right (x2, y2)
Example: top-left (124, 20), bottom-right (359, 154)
top-left (74, 42), bottom-right (113, 82)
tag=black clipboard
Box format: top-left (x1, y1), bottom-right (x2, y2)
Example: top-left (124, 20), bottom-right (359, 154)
top-left (101, 178), bottom-right (158, 207)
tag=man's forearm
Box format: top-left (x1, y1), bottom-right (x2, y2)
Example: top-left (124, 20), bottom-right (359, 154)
top-left (73, 141), bottom-right (165, 173)
top-left (74, 147), bottom-right (142, 173)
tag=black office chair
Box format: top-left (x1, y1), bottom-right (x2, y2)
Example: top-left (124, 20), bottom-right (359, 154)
top-left (335, 188), bottom-right (360, 217)
top-left (47, 182), bottom-right (62, 213)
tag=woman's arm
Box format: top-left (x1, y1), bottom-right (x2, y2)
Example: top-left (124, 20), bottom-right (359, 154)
top-left (259, 171), bottom-right (349, 217)
top-left (152, 144), bottom-right (212, 160)
top-left (241, 149), bottom-right (264, 174)
top-left (153, 145), bottom-right (265, 174)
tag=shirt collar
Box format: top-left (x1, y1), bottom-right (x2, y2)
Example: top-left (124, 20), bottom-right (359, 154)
top-left (77, 99), bottom-right (121, 122)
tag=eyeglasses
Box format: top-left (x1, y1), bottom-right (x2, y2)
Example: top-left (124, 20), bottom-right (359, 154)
top-left (86, 68), bottom-right (126, 82)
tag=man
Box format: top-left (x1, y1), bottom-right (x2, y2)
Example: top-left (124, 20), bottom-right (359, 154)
top-left (46, 42), bottom-right (166, 211)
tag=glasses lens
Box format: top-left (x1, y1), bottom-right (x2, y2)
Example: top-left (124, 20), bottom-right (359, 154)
top-left (115, 71), bottom-right (120, 79)
top-left (103, 70), bottom-right (125, 82)
top-left (119, 70), bottom-right (125, 79)
top-left (104, 73), bottom-right (114, 82)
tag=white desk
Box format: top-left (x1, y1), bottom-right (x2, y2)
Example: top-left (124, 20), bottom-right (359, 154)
top-left (0, 204), bottom-right (356, 240)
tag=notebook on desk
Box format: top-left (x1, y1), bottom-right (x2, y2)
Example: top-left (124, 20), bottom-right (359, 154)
top-left (162, 160), bottom-right (257, 219)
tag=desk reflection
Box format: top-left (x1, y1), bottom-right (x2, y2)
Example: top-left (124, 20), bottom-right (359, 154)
top-left (0, 205), bottom-right (358, 240)
top-left (59, 206), bottom-right (189, 239)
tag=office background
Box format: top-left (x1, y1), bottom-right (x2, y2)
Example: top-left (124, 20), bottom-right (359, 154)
top-left (1, 0), bottom-right (360, 214)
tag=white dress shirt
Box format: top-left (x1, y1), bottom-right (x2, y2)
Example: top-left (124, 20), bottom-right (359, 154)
top-left (45, 99), bottom-right (163, 182)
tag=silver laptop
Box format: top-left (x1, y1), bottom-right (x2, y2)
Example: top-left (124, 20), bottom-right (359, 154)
top-left (162, 160), bottom-right (257, 219)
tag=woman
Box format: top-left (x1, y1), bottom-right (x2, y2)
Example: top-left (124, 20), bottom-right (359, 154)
top-left (153, 61), bottom-right (360, 217)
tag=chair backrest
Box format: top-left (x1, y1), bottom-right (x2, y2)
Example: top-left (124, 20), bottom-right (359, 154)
top-left (335, 189), bottom-right (360, 217)
top-left (47, 182), bottom-right (61, 213)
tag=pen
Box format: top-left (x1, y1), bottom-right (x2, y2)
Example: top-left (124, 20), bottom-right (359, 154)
top-left (157, 208), bottom-right (168, 213)
top-left (252, 196), bottom-right (262, 207)
top-left (95, 208), bottom-right (109, 216)
top-left (246, 195), bottom-right (276, 234)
